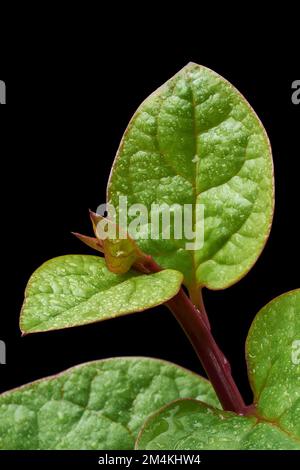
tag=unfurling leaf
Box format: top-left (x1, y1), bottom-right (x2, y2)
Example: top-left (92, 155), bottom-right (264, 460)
top-left (20, 255), bottom-right (183, 333)
top-left (136, 290), bottom-right (300, 450)
top-left (74, 211), bottom-right (146, 274)
top-left (0, 357), bottom-right (218, 450)
top-left (108, 62), bottom-right (274, 290)
top-left (90, 210), bottom-right (145, 274)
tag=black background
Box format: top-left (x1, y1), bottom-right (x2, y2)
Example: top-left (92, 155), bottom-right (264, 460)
top-left (0, 29), bottom-right (299, 411)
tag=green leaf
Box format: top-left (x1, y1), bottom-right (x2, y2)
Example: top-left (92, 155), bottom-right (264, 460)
top-left (20, 255), bottom-right (183, 333)
top-left (0, 357), bottom-right (219, 450)
top-left (136, 399), bottom-right (300, 450)
top-left (108, 63), bottom-right (274, 290)
top-left (136, 290), bottom-right (300, 450)
top-left (246, 289), bottom-right (300, 437)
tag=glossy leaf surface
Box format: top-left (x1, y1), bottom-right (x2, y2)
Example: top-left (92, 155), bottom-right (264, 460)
top-left (20, 255), bottom-right (183, 333)
top-left (136, 399), bottom-right (300, 450)
top-left (108, 63), bottom-right (274, 290)
top-left (136, 291), bottom-right (300, 449)
top-left (0, 358), bottom-right (218, 450)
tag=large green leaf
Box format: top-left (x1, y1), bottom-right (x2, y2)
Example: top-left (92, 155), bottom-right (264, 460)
top-left (0, 357), bottom-right (219, 450)
top-left (136, 290), bottom-right (300, 450)
top-left (108, 63), bottom-right (274, 290)
top-left (20, 255), bottom-right (183, 333)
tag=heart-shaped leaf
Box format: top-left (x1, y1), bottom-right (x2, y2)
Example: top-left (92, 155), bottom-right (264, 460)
top-left (20, 255), bottom-right (183, 333)
top-left (108, 63), bottom-right (274, 290)
top-left (136, 290), bottom-right (300, 450)
top-left (0, 357), bottom-right (219, 450)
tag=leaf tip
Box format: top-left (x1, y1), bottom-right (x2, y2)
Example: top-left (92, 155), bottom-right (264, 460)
top-left (89, 209), bottom-right (98, 221)
top-left (71, 231), bottom-right (80, 238)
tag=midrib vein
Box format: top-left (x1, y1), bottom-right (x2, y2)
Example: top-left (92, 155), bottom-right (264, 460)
top-left (186, 70), bottom-right (201, 290)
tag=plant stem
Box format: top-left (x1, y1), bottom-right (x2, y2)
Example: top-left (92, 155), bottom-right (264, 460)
top-left (167, 289), bottom-right (247, 414)
top-left (141, 255), bottom-right (247, 415)
top-left (189, 285), bottom-right (211, 330)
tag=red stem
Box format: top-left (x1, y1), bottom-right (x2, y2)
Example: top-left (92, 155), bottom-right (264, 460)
top-left (167, 289), bottom-right (246, 414)
top-left (189, 285), bottom-right (211, 330)
top-left (141, 255), bottom-right (247, 414)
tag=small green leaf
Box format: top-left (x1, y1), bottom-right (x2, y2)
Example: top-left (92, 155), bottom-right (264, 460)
top-left (136, 399), bottom-right (300, 450)
top-left (108, 63), bottom-right (274, 290)
top-left (20, 255), bottom-right (183, 333)
top-left (0, 357), bottom-right (218, 450)
top-left (136, 291), bottom-right (300, 450)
